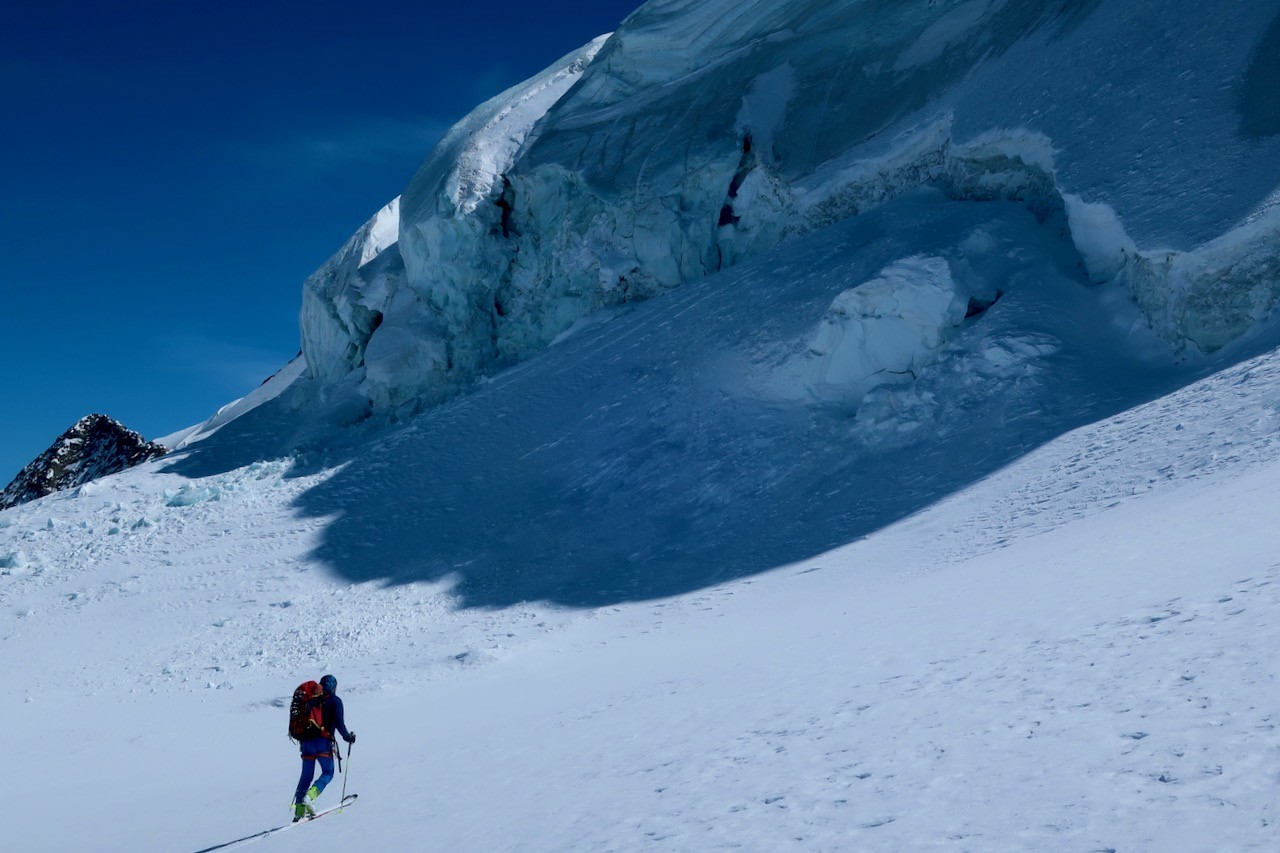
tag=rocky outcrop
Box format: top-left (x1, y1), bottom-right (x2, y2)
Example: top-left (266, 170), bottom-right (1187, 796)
top-left (1, 415), bottom-right (168, 509)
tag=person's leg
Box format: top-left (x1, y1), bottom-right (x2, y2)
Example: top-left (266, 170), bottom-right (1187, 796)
top-left (309, 753), bottom-right (335, 799)
top-left (294, 756), bottom-right (317, 804)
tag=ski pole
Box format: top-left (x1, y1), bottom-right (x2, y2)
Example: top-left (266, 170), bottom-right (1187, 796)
top-left (341, 741), bottom-right (353, 801)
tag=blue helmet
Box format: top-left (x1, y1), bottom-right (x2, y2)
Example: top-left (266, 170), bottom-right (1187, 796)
top-left (320, 674), bottom-right (337, 693)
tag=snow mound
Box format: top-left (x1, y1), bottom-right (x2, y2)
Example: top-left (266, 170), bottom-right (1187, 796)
top-left (757, 256), bottom-right (967, 406)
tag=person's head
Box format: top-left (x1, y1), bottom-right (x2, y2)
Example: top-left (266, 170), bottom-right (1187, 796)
top-left (320, 674), bottom-right (337, 695)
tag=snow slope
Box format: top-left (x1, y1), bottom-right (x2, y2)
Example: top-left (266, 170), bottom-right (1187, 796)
top-left (6, 1), bottom-right (1280, 850)
top-left (8, 319), bottom-right (1280, 851)
top-left (7, 182), bottom-right (1280, 848)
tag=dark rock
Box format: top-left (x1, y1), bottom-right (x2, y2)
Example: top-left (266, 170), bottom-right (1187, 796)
top-left (0, 414), bottom-right (168, 509)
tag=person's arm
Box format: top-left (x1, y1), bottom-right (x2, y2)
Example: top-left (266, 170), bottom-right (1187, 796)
top-left (329, 695), bottom-right (354, 742)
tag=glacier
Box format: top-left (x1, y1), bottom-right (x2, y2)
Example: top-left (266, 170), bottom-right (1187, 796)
top-left (294, 0), bottom-right (1280, 420)
top-left (10, 2), bottom-right (1280, 849)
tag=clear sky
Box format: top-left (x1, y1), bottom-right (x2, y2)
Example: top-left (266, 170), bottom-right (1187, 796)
top-left (0, 0), bottom-right (641, 484)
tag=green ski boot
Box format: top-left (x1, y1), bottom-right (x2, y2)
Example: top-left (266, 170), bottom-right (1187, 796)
top-left (307, 784), bottom-right (322, 803)
top-left (293, 801), bottom-right (315, 822)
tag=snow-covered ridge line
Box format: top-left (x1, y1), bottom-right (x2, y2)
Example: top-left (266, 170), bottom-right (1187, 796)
top-left (445, 35), bottom-right (612, 217)
top-left (162, 356), bottom-right (309, 451)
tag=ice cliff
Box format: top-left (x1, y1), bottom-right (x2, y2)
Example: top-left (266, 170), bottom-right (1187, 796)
top-left (297, 0), bottom-right (1280, 416)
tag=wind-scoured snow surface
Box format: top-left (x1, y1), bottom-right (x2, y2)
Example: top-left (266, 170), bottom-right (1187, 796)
top-left (7, 0), bottom-right (1280, 850)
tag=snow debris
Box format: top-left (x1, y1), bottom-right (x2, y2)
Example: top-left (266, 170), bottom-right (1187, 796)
top-left (164, 484), bottom-right (222, 507)
top-left (0, 549), bottom-right (28, 570)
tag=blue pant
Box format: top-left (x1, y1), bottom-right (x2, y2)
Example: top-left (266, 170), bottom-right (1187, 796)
top-left (294, 737), bottom-right (335, 804)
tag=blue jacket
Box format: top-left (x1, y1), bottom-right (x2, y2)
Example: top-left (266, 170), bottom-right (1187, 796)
top-left (322, 693), bottom-right (352, 742)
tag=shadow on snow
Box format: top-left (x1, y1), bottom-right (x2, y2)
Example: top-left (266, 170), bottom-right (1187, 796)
top-left (164, 191), bottom-right (1197, 610)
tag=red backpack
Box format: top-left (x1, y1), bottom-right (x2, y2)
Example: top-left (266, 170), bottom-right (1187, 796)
top-left (288, 681), bottom-right (328, 742)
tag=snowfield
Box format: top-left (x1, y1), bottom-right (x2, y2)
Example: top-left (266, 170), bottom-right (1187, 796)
top-left (9, 194), bottom-right (1280, 849)
top-left (7, 0), bottom-right (1280, 850)
top-left (8, 351), bottom-right (1280, 850)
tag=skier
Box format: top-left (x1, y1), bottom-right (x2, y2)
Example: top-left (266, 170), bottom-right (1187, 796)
top-left (293, 674), bottom-right (356, 821)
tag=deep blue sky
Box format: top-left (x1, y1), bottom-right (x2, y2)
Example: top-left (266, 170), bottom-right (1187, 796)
top-left (0, 0), bottom-right (640, 483)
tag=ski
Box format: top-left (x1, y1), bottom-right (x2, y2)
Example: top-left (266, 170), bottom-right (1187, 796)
top-left (192, 794), bottom-right (358, 853)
